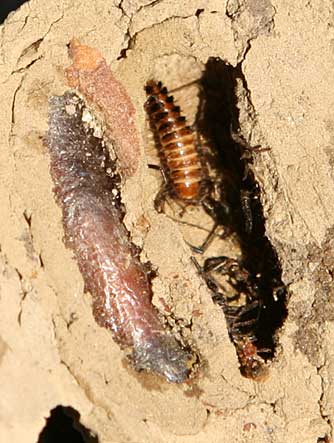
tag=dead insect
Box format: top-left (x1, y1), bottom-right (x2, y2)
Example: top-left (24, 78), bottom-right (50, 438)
top-left (144, 80), bottom-right (231, 251)
top-left (234, 336), bottom-right (269, 381)
top-left (144, 80), bottom-right (208, 210)
top-left (193, 255), bottom-right (269, 381)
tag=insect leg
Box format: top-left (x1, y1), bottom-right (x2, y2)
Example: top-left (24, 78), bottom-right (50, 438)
top-left (191, 256), bottom-right (227, 301)
top-left (240, 189), bottom-right (253, 234)
top-left (168, 79), bottom-right (201, 94)
top-left (148, 163), bottom-right (171, 213)
top-left (203, 255), bottom-right (235, 273)
top-left (190, 197), bottom-right (232, 254)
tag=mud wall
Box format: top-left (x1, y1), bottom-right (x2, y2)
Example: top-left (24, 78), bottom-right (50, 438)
top-left (0, 1), bottom-right (333, 442)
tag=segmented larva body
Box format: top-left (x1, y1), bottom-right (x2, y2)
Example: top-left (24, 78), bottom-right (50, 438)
top-left (144, 80), bottom-right (207, 203)
top-left (46, 91), bottom-right (193, 383)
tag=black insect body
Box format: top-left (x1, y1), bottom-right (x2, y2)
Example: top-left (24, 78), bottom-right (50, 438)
top-left (194, 255), bottom-right (269, 381)
top-left (175, 59), bottom-right (288, 380)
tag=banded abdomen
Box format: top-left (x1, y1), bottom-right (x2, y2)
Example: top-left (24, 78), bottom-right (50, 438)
top-left (144, 80), bottom-right (206, 203)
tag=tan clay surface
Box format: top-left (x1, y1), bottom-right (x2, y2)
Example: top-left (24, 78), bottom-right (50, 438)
top-left (0, 0), bottom-right (333, 442)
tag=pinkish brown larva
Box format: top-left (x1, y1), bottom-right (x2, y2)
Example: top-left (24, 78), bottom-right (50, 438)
top-left (65, 38), bottom-right (140, 178)
top-left (46, 91), bottom-right (193, 383)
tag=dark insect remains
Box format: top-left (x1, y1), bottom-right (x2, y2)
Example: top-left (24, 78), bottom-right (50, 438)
top-left (194, 256), bottom-right (269, 380)
top-left (191, 58), bottom-right (288, 380)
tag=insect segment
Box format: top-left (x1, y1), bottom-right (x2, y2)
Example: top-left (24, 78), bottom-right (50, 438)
top-left (144, 80), bottom-right (208, 211)
top-left (193, 256), bottom-right (269, 381)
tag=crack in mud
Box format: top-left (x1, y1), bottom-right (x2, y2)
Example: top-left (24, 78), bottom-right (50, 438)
top-left (115, 6), bottom-right (201, 60)
top-left (290, 228), bottom-right (334, 437)
top-left (10, 75), bottom-right (24, 132)
top-left (16, 269), bottom-right (29, 326)
top-left (226, 0), bottom-right (277, 62)
top-left (2, 11), bottom-right (64, 84)
top-left (317, 359), bottom-right (333, 441)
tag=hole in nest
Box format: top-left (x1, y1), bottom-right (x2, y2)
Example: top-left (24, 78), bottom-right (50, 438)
top-left (195, 58), bottom-right (288, 379)
top-left (37, 405), bottom-right (98, 443)
top-left (0, 0), bottom-right (29, 23)
top-left (195, 8), bottom-right (204, 17)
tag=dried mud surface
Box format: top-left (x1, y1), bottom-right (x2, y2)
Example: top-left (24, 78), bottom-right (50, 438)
top-left (1, 0), bottom-right (334, 442)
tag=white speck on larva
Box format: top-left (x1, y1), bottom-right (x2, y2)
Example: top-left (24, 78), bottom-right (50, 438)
top-left (65, 104), bottom-right (76, 115)
top-left (82, 108), bottom-right (93, 122)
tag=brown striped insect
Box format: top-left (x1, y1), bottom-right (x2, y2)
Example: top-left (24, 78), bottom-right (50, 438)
top-left (144, 80), bottom-right (210, 211)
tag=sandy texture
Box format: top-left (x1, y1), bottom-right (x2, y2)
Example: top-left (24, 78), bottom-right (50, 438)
top-left (0, 0), bottom-right (333, 442)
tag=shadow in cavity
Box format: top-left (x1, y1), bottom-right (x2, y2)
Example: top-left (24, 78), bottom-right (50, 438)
top-left (0, 0), bottom-right (29, 23)
top-left (38, 406), bottom-right (99, 443)
top-left (198, 57), bottom-right (288, 363)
